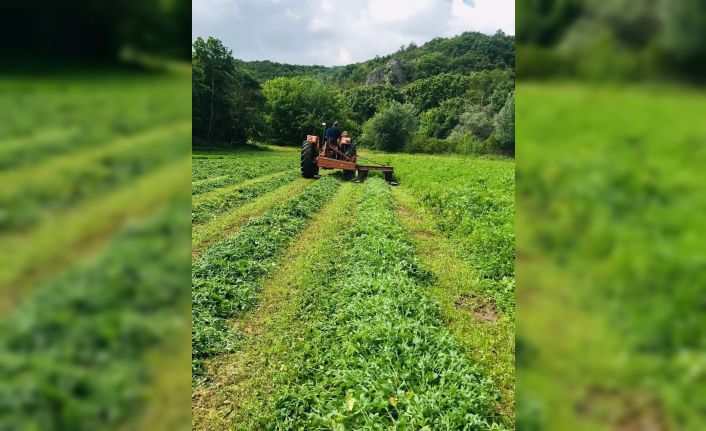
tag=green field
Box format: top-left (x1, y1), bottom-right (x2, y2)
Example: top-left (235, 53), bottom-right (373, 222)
top-left (516, 82), bottom-right (706, 430)
top-left (0, 72), bottom-right (191, 430)
top-left (191, 146), bottom-right (515, 429)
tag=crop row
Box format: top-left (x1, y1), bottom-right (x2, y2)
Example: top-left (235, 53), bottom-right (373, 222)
top-left (0, 202), bottom-right (190, 430)
top-left (263, 179), bottom-right (507, 430)
top-left (192, 170), bottom-right (299, 224)
top-left (191, 176), bottom-right (340, 380)
top-left (191, 151), bottom-right (296, 183)
top-left (1, 74), bottom-right (190, 169)
top-left (390, 155), bottom-right (515, 314)
top-left (0, 123), bottom-right (191, 234)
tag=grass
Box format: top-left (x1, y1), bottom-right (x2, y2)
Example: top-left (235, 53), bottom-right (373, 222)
top-left (191, 146), bottom-right (515, 429)
top-left (192, 183), bottom-right (358, 431)
top-left (516, 82), bottom-right (706, 430)
top-left (263, 179), bottom-right (507, 430)
top-left (192, 170), bottom-right (299, 224)
top-left (394, 187), bottom-right (515, 424)
top-left (191, 178), bottom-right (314, 260)
top-left (191, 176), bottom-right (341, 379)
top-left (1, 71), bottom-right (191, 430)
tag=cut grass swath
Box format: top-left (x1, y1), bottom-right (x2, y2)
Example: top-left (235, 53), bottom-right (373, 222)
top-left (192, 170), bottom-right (298, 224)
top-left (0, 121), bottom-right (191, 234)
top-left (192, 176), bottom-right (340, 380)
top-left (264, 179), bottom-right (508, 430)
top-left (0, 202), bottom-right (190, 431)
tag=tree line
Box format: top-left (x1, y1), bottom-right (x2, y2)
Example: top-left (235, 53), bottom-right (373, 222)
top-left (193, 36), bottom-right (514, 156)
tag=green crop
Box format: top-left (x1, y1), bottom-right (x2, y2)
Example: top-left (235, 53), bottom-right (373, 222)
top-left (0, 203), bottom-right (190, 431)
top-left (378, 154), bottom-right (515, 315)
top-left (192, 176), bottom-right (340, 380)
top-left (264, 179), bottom-right (508, 430)
top-left (0, 123), bottom-right (191, 233)
top-left (192, 170), bottom-right (298, 224)
top-left (192, 152), bottom-right (297, 195)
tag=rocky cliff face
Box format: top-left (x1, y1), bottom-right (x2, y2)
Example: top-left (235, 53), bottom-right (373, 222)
top-left (365, 58), bottom-right (408, 87)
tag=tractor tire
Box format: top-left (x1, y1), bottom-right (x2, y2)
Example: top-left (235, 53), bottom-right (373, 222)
top-left (301, 140), bottom-right (319, 178)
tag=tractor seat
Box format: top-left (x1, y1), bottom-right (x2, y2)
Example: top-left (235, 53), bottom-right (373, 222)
top-left (323, 137), bottom-right (338, 145)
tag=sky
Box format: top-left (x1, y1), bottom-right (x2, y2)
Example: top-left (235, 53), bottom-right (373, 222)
top-left (192, 0), bottom-right (514, 66)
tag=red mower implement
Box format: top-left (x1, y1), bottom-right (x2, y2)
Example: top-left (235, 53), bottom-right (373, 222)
top-left (300, 132), bottom-right (396, 184)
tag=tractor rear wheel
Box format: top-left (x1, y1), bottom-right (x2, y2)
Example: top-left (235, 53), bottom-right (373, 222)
top-left (301, 141), bottom-right (318, 178)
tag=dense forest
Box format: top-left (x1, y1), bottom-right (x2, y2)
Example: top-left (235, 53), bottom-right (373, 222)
top-left (193, 31), bottom-right (515, 156)
top-left (517, 0), bottom-right (706, 81)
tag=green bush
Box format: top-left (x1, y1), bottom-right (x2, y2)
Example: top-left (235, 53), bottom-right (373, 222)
top-left (262, 76), bottom-right (347, 145)
top-left (404, 135), bottom-right (456, 154)
top-left (402, 73), bottom-right (469, 111)
top-left (359, 102), bottom-right (417, 152)
top-left (451, 107), bottom-right (494, 141)
top-left (448, 131), bottom-right (492, 155)
top-left (343, 84), bottom-right (403, 124)
top-left (417, 97), bottom-right (466, 139)
top-left (493, 92), bottom-right (514, 155)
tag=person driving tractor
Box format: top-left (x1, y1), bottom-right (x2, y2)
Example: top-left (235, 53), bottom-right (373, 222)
top-left (324, 121), bottom-right (342, 142)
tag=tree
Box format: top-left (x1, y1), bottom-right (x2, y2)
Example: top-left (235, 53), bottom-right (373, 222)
top-left (452, 107), bottom-right (494, 142)
top-left (343, 84), bottom-right (404, 124)
top-left (359, 103), bottom-right (417, 152)
top-left (494, 92), bottom-right (515, 154)
top-left (418, 97), bottom-right (466, 139)
top-left (402, 73), bottom-right (469, 112)
top-left (468, 69), bottom-right (513, 107)
top-left (192, 37), bottom-right (264, 146)
top-left (661, 0), bottom-right (706, 75)
top-left (262, 76), bottom-right (347, 144)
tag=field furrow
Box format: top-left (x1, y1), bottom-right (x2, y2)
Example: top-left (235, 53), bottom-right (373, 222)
top-left (262, 179), bottom-right (508, 430)
top-left (191, 176), bottom-right (341, 379)
top-left (191, 178), bottom-right (314, 260)
top-left (192, 170), bottom-right (299, 224)
top-left (0, 157), bottom-right (192, 308)
top-left (192, 182), bottom-right (358, 431)
top-left (0, 201), bottom-right (191, 431)
top-left (393, 186), bottom-right (515, 423)
top-left (0, 121), bottom-right (191, 234)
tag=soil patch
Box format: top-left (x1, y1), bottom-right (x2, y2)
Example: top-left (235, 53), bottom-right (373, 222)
top-left (455, 294), bottom-right (499, 323)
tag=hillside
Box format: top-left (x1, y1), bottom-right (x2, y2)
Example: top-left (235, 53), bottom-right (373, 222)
top-left (236, 31), bottom-right (514, 86)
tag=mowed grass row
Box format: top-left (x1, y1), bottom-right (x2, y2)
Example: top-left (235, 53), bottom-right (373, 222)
top-left (191, 178), bottom-right (314, 261)
top-left (383, 154), bottom-right (516, 315)
top-left (192, 183), bottom-right (358, 431)
top-left (0, 202), bottom-right (191, 431)
top-left (192, 170), bottom-right (298, 224)
top-left (394, 187), bottom-right (515, 423)
top-left (0, 121), bottom-right (191, 234)
top-left (192, 176), bottom-right (341, 379)
top-left (0, 158), bottom-right (191, 307)
top-left (192, 151), bottom-right (297, 195)
top-left (262, 179), bottom-right (507, 430)
top-left (0, 74), bottom-right (191, 170)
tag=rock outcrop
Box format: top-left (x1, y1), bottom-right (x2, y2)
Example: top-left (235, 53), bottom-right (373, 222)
top-left (365, 58), bottom-right (408, 87)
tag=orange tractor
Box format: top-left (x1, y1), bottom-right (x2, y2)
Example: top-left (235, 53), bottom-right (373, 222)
top-left (300, 128), bottom-right (395, 183)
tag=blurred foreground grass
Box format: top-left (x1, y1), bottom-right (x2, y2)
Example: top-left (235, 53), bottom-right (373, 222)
top-left (516, 82), bottom-right (706, 430)
top-left (0, 70), bottom-right (191, 429)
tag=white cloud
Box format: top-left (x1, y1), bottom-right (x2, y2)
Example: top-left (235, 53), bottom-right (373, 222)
top-left (192, 0), bottom-right (514, 65)
top-left (448, 0), bottom-right (515, 35)
top-left (193, 0), bottom-right (238, 22)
